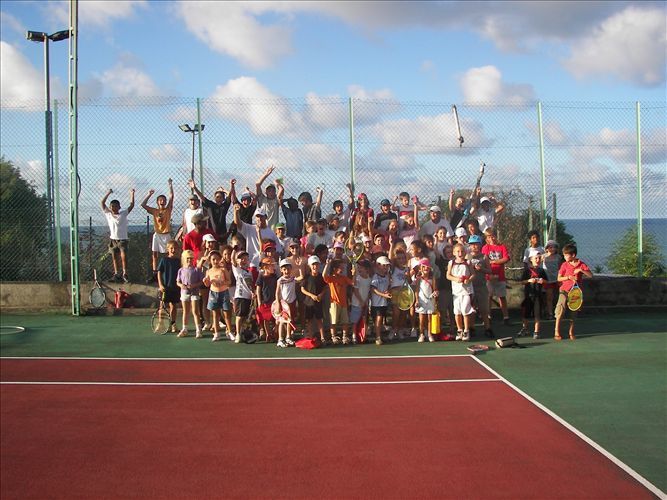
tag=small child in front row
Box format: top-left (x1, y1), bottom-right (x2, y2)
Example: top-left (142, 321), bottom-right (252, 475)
top-left (350, 260), bottom-right (372, 344)
top-left (255, 257), bottom-right (278, 343)
top-left (323, 257), bottom-right (354, 344)
top-left (300, 255), bottom-right (327, 343)
top-left (204, 250), bottom-right (231, 342)
top-left (447, 243), bottom-right (475, 341)
top-left (413, 259), bottom-right (438, 343)
top-left (276, 259), bottom-right (299, 347)
top-left (231, 249), bottom-right (256, 344)
top-left (518, 249), bottom-right (548, 339)
top-left (176, 249), bottom-right (204, 338)
top-left (555, 243), bottom-right (593, 341)
top-left (157, 240), bottom-right (181, 333)
top-left (542, 240), bottom-right (563, 319)
top-left (370, 256), bottom-right (392, 345)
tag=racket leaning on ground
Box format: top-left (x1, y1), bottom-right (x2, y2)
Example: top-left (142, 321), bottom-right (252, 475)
top-left (567, 282), bottom-right (583, 311)
top-left (89, 269), bottom-right (107, 308)
top-left (151, 291), bottom-right (171, 335)
top-left (395, 275), bottom-right (416, 312)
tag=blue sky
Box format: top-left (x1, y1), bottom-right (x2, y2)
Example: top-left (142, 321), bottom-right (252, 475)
top-left (0, 1), bottom-right (665, 221)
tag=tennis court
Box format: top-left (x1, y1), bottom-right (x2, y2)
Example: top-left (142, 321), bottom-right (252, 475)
top-left (1, 312), bottom-right (666, 499)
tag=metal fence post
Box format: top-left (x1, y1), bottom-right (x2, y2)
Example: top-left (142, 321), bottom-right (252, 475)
top-left (537, 101), bottom-right (548, 246)
top-left (196, 97), bottom-right (204, 193)
top-left (348, 97), bottom-right (356, 192)
top-left (636, 101), bottom-right (643, 277)
top-left (68, 0), bottom-right (80, 315)
top-left (54, 99), bottom-right (63, 281)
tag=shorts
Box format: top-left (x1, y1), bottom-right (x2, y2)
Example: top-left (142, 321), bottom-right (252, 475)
top-left (371, 306), bottom-right (387, 319)
top-left (555, 291), bottom-right (577, 319)
top-left (521, 296), bottom-right (542, 320)
top-left (162, 287), bottom-right (180, 305)
top-left (181, 289), bottom-right (200, 302)
top-left (305, 303), bottom-right (323, 320)
top-left (329, 302), bottom-right (349, 325)
top-left (349, 305), bottom-right (365, 325)
top-left (256, 303), bottom-right (274, 322)
top-left (472, 283), bottom-right (489, 316)
top-left (453, 294), bottom-right (475, 316)
top-left (108, 239), bottom-right (128, 254)
top-left (152, 232), bottom-right (171, 253)
top-left (544, 282), bottom-right (559, 290)
top-left (486, 279), bottom-right (507, 298)
top-left (207, 289), bottom-right (231, 311)
top-left (234, 297), bottom-right (252, 318)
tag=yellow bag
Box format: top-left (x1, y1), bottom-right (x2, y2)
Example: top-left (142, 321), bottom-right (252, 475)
top-left (430, 311), bottom-right (441, 334)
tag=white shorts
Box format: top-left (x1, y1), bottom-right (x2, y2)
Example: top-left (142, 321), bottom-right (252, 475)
top-left (453, 294), bottom-right (475, 316)
top-left (180, 290), bottom-right (200, 302)
top-left (152, 232), bottom-right (171, 253)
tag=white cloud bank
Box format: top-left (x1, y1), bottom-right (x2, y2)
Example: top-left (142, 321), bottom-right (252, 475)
top-left (459, 66), bottom-right (535, 104)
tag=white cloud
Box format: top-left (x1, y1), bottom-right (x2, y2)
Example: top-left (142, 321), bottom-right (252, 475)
top-left (47, 0), bottom-right (147, 29)
top-left (150, 144), bottom-right (185, 162)
top-left (563, 5), bottom-right (666, 86)
top-left (459, 66), bottom-right (535, 104)
top-left (0, 41), bottom-right (45, 106)
top-left (97, 58), bottom-right (163, 98)
top-left (175, 1), bottom-right (292, 69)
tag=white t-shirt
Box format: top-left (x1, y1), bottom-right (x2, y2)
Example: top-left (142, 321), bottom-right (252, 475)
top-left (420, 218), bottom-right (454, 239)
top-left (232, 265), bottom-right (254, 299)
top-left (370, 273), bottom-right (390, 307)
top-left (351, 275), bottom-right (372, 308)
top-left (476, 208), bottom-right (495, 233)
top-left (183, 207), bottom-right (204, 233)
top-left (277, 275), bottom-right (298, 303)
top-left (104, 209), bottom-right (129, 240)
top-left (257, 193), bottom-right (280, 229)
top-left (238, 223), bottom-right (279, 267)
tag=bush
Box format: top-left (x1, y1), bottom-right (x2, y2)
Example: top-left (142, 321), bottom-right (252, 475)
top-left (606, 228), bottom-right (665, 277)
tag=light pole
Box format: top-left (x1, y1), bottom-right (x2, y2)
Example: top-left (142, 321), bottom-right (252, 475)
top-left (179, 123), bottom-right (205, 191)
top-left (26, 29), bottom-right (70, 278)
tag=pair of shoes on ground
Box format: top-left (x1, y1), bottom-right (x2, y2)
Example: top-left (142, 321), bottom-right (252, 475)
top-left (455, 331), bottom-right (470, 341)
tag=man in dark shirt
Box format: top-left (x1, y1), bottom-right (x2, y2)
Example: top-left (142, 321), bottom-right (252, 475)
top-left (189, 179), bottom-right (234, 243)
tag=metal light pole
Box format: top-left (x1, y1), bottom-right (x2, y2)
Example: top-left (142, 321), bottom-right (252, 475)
top-left (26, 29), bottom-right (70, 278)
top-left (179, 123), bottom-right (205, 191)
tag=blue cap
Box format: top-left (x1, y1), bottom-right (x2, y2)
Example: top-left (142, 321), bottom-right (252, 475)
top-left (468, 235), bottom-right (483, 245)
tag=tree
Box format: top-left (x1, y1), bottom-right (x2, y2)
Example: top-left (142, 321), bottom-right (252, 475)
top-left (606, 228), bottom-right (665, 277)
top-left (0, 157), bottom-right (50, 280)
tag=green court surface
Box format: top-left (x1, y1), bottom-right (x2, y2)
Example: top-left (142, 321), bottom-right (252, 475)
top-left (1, 311), bottom-right (666, 492)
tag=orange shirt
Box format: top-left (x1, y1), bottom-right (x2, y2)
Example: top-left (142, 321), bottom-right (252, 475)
top-left (324, 274), bottom-right (353, 307)
top-left (149, 206), bottom-right (172, 234)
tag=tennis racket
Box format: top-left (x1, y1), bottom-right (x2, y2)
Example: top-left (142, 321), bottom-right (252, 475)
top-left (272, 299), bottom-right (297, 331)
top-left (452, 105), bottom-right (464, 147)
top-left (467, 344), bottom-right (490, 354)
top-left (458, 162), bottom-right (486, 228)
top-left (567, 282), bottom-right (583, 311)
top-left (89, 269), bottom-right (106, 308)
top-left (395, 275), bottom-right (415, 312)
top-left (345, 236), bottom-right (365, 264)
top-left (151, 291), bottom-right (171, 335)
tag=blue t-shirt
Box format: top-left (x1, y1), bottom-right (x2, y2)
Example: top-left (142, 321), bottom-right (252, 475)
top-left (282, 206), bottom-right (304, 238)
top-left (157, 257), bottom-right (180, 288)
top-left (256, 273), bottom-right (278, 305)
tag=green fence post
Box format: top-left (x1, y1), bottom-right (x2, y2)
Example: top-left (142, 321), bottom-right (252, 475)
top-left (196, 97), bottom-right (204, 193)
top-left (348, 97), bottom-right (356, 192)
top-left (68, 0), bottom-right (80, 315)
top-left (636, 101), bottom-right (643, 277)
top-left (54, 99), bottom-right (63, 281)
top-left (537, 101), bottom-right (548, 246)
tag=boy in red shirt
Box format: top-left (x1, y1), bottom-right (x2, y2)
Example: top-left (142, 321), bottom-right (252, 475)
top-left (481, 228), bottom-right (510, 325)
top-left (555, 243), bottom-right (593, 340)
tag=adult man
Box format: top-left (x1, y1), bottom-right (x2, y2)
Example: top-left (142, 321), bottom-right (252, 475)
top-left (182, 213), bottom-right (215, 264)
top-left (419, 205), bottom-right (454, 239)
top-left (233, 204), bottom-right (279, 281)
top-left (231, 179), bottom-right (257, 224)
top-left (141, 178), bottom-right (174, 283)
top-left (470, 192), bottom-right (504, 233)
top-left (255, 165), bottom-right (281, 229)
top-left (298, 187), bottom-right (323, 225)
top-left (189, 178), bottom-right (234, 243)
top-left (176, 195), bottom-right (205, 241)
top-left (101, 187), bottom-right (135, 283)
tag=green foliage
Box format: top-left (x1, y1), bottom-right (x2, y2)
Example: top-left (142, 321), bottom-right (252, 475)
top-left (0, 157), bottom-right (50, 280)
top-left (606, 227), bottom-right (665, 277)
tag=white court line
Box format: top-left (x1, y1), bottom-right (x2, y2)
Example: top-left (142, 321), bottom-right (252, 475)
top-left (469, 355), bottom-right (666, 499)
top-left (0, 378), bottom-right (501, 387)
top-left (0, 354), bottom-right (470, 361)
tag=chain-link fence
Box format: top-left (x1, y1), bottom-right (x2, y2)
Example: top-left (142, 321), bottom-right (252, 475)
top-left (1, 97), bottom-right (665, 282)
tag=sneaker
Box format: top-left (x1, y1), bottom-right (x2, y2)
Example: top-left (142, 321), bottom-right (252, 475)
top-left (170, 322), bottom-right (177, 333)
top-left (533, 332), bottom-right (539, 340)
top-left (177, 328), bottom-right (188, 338)
top-left (351, 334), bottom-right (358, 345)
top-left (484, 329), bottom-right (495, 338)
top-left (276, 340), bottom-right (287, 348)
top-left (410, 328), bottom-right (418, 338)
top-left (462, 331), bottom-right (470, 341)
top-left (219, 321), bottom-right (226, 330)
top-left (428, 334), bottom-right (435, 343)
top-left (418, 333), bottom-right (425, 343)
top-left (234, 333), bottom-right (241, 344)
top-left (331, 335), bottom-right (341, 345)
top-left (202, 323), bottom-right (210, 332)
top-left (342, 335), bottom-right (351, 345)
top-left (455, 331), bottom-right (463, 341)
top-left (212, 335), bottom-right (221, 342)
top-left (227, 332), bottom-right (236, 341)
top-left (195, 329), bottom-right (203, 339)
top-left (122, 273), bottom-right (129, 283)
top-left (285, 337), bottom-right (295, 346)
top-left (517, 327), bottom-right (529, 337)
top-left (375, 337), bottom-right (383, 345)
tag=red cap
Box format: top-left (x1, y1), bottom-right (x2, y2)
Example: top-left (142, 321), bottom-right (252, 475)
top-left (262, 241), bottom-right (276, 251)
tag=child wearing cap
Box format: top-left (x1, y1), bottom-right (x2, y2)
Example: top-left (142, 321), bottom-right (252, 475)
top-left (466, 235), bottom-right (493, 338)
top-left (542, 240), bottom-right (563, 319)
top-left (447, 243), bottom-right (475, 341)
top-left (274, 223), bottom-right (290, 257)
top-left (276, 259), bottom-right (300, 347)
top-left (255, 257), bottom-right (278, 343)
top-left (374, 198), bottom-right (398, 231)
top-left (197, 234), bottom-right (219, 331)
top-left (414, 259), bottom-right (438, 342)
top-left (300, 255), bottom-right (327, 343)
top-left (370, 256), bottom-right (392, 345)
top-left (230, 247), bottom-right (256, 344)
top-left (518, 249), bottom-right (549, 339)
top-left (179, 194), bottom-right (204, 238)
top-left (323, 256), bottom-right (354, 344)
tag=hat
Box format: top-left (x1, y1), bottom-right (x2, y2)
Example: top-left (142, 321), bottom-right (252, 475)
top-left (191, 213), bottom-right (208, 224)
top-left (307, 255), bottom-right (321, 266)
top-left (202, 234), bottom-right (217, 243)
top-left (455, 227), bottom-right (467, 238)
top-left (468, 235), bottom-right (483, 245)
top-left (260, 257), bottom-right (274, 267)
top-left (419, 258), bottom-right (431, 267)
top-left (546, 239), bottom-right (559, 248)
top-left (275, 222), bottom-right (286, 229)
top-left (376, 256), bottom-right (391, 266)
top-left (189, 195), bottom-right (199, 201)
top-left (262, 240), bottom-right (276, 251)
top-left (240, 192), bottom-right (252, 200)
top-left (288, 239), bottom-right (300, 247)
top-left (480, 196), bottom-right (490, 204)
top-left (528, 248), bottom-right (543, 258)
top-left (380, 199), bottom-right (391, 206)
top-left (279, 258), bottom-right (292, 268)
top-left (333, 241), bottom-right (344, 249)
top-left (429, 205), bottom-right (441, 213)
top-left (254, 207), bottom-right (267, 218)
top-left (361, 235), bottom-right (372, 243)
top-left (357, 192), bottom-right (367, 200)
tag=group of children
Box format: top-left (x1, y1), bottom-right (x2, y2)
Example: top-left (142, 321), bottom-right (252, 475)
top-left (140, 171), bottom-right (593, 346)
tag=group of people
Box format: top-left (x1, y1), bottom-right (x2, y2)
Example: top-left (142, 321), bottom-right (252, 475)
top-left (100, 166), bottom-right (592, 345)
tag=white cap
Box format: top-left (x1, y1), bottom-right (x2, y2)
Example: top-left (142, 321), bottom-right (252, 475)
top-left (202, 234), bottom-right (217, 243)
top-left (429, 205), bottom-right (441, 212)
top-left (455, 227), bottom-right (467, 237)
top-left (376, 256), bottom-right (391, 265)
top-left (480, 196), bottom-right (490, 204)
top-left (254, 207), bottom-right (267, 218)
top-left (307, 255), bottom-right (321, 266)
top-left (528, 248), bottom-right (543, 258)
top-left (361, 235), bottom-right (372, 243)
top-left (279, 258), bottom-right (292, 267)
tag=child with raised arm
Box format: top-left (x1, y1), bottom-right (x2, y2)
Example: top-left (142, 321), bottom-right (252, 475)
top-left (176, 250), bottom-right (204, 338)
top-left (101, 187), bottom-right (135, 283)
top-left (482, 227), bottom-right (510, 325)
top-left (141, 178), bottom-right (174, 283)
top-left (447, 243), bottom-right (475, 341)
top-left (414, 259), bottom-right (438, 343)
top-left (370, 256), bottom-right (392, 345)
top-left (350, 260), bottom-right (372, 344)
top-left (323, 256), bottom-right (354, 345)
top-left (554, 243), bottom-right (593, 341)
top-left (300, 255), bottom-right (327, 343)
top-left (518, 249), bottom-right (548, 339)
top-left (276, 259), bottom-right (299, 347)
top-left (204, 250), bottom-right (231, 342)
top-left (157, 240), bottom-right (181, 333)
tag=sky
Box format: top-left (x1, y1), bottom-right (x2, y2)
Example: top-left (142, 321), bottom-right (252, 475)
top-left (0, 0), bottom-right (665, 221)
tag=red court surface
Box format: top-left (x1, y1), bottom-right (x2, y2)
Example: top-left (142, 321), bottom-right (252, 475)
top-left (0, 356), bottom-right (658, 499)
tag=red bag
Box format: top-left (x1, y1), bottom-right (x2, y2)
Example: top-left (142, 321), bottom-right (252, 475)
top-left (295, 337), bottom-right (320, 349)
top-left (114, 289), bottom-right (130, 309)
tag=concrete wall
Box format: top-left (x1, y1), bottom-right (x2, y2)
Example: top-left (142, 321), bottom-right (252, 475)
top-left (1, 276), bottom-right (666, 312)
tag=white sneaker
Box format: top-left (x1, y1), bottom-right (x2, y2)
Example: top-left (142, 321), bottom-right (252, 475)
top-left (195, 329), bottom-right (203, 339)
top-left (285, 337), bottom-right (295, 346)
top-left (462, 331), bottom-right (470, 341)
top-left (202, 323), bottom-right (210, 332)
top-left (227, 332), bottom-right (236, 341)
top-left (455, 331), bottom-right (463, 341)
top-left (276, 340), bottom-right (287, 348)
top-left (352, 334), bottom-right (358, 344)
top-left (418, 334), bottom-right (425, 343)
top-left (428, 334), bottom-right (435, 343)
top-left (177, 328), bottom-right (188, 338)
top-left (234, 333), bottom-right (241, 344)
top-left (218, 321), bottom-right (226, 330)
